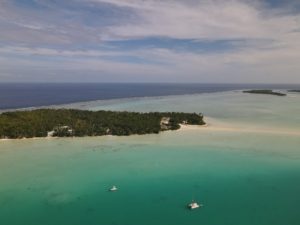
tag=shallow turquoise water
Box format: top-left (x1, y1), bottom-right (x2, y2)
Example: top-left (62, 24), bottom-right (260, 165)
top-left (1, 92), bottom-right (300, 225)
top-left (84, 91), bottom-right (300, 130)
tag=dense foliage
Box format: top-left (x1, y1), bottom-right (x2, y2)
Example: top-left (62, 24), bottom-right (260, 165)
top-left (0, 109), bottom-right (205, 139)
top-left (243, 90), bottom-right (286, 96)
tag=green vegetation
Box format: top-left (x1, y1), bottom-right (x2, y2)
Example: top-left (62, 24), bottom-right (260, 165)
top-left (243, 90), bottom-right (286, 96)
top-left (0, 109), bottom-right (205, 139)
top-left (288, 90), bottom-right (300, 93)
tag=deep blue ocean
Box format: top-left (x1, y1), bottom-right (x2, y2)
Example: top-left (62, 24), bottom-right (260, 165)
top-left (0, 83), bottom-right (299, 110)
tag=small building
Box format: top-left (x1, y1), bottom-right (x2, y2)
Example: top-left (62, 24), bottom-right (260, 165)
top-left (47, 131), bottom-right (55, 137)
top-left (53, 125), bottom-right (73, 136)
top-left (160, 117), bottom-right (170, 125)
top-left (160, 117), bottom-right (171, 130)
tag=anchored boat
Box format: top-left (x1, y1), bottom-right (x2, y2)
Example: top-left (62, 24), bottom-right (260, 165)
top-left (188, 200), bottom-right (203, 210)
top-left (109, 185), bottom-right (118, 192)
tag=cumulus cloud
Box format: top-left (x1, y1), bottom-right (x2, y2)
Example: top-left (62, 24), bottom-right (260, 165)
top-left (91, 0), bottom-right (299, 40)
top-left (0, 0), bottom-right (299, 82)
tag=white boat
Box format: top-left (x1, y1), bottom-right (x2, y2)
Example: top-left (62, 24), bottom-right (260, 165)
top-left (109, 185), bottom-right (118, 192)
top-left (188, 201), bottom-right (203, 210)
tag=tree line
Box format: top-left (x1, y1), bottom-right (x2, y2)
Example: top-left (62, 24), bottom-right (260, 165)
top-left (0, 109), bottom-right (205, 139)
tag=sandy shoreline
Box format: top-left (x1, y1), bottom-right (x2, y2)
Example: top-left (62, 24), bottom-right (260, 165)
top-left (1, 118), bottom-right (299, 142)
top-left (179, 118), bottom-right (300, 136)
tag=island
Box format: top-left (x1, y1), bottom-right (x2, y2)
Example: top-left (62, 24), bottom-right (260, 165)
top-left (243, 90), bottom-right (286, 96)
top-left (288, 90), bottom-right (300, 93)
top-left (0, 109), bottom-right (205, 139)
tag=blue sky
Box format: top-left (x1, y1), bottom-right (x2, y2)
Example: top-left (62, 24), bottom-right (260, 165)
top-left (0, 0), bottom-right (300, 83)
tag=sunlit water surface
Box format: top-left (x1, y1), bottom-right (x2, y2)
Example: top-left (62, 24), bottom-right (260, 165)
top-left (1, 91), bottom-right (300, 225)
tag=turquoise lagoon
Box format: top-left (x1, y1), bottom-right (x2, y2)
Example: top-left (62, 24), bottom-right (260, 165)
top-left (1, 91), bottom-right (300, 225)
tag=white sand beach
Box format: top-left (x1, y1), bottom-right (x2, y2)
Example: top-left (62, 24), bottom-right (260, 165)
top-left (179, 117), bottom-right (300, 136)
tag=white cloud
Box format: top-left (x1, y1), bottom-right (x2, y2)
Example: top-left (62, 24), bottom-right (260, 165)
top-left (91, 0), bottom-right (299, 40)
top-left (0, 0), bottom-right (300, 82)
top-left (1, 41), bottom-right (300, 83)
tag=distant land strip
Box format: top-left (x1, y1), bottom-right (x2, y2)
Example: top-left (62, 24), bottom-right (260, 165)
top-left (243, 90), bottom-right (286, 96)
top-left (0, 109), bottom-right (205, 139)
top-left (288, 90), bottom-right (300, 93)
